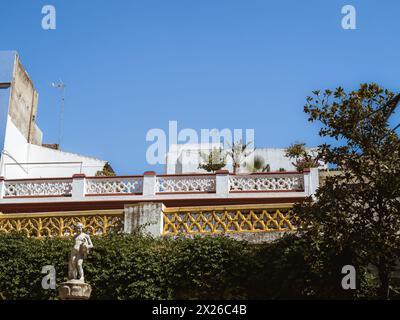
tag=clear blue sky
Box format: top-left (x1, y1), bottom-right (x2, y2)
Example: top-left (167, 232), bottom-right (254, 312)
top-left (1, 0), bottom-right (399, 174)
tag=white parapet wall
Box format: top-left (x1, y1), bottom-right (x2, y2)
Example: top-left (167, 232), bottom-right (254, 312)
top-left (1, 115), bottom-right (107, 179)
top-left (166, 143), bottom-right (327, 174)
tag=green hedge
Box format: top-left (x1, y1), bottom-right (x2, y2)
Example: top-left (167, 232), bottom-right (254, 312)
top-left (0, 231), bottom-right (376, 300)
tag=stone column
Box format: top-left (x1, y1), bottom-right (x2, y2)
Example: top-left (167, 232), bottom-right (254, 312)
top-left (216, 170), bottom-right (229, 195)
top-left (309, 168), bottom-right (320, 198)
top-left (0, 177), bottom-right (5, 199)
top-left (71, 174), bottom-right (86, 200)
top-left (303, 168), bottom-right (319, 198)
top-left (142, 171), bottom-right (156, 196)
top-left (124, 202), bottom-right (165, 237)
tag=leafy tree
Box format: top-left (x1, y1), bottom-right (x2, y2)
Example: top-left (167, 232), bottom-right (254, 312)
top-left (285, 142), bottom-right (319, 172)
top-left (295, 83), bottom-right (400, 299)
top-left (198, 148), bottom-right (227, 173)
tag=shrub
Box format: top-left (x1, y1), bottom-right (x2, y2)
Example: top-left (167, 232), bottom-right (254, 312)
top-left (0, 231), bottom-right (389, 300)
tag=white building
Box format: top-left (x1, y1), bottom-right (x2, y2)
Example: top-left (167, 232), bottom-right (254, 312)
top-left (0, 51), bottom-right (108, 179)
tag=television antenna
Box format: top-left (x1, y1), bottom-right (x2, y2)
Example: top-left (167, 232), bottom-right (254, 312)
top-left (51, 80), bottom-right (66, 148)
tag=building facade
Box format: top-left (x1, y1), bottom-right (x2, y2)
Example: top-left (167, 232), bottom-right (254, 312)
top-left (0, 51), bottom-right (107, 179)
top-left (0, 52), bottom-right (321, 242)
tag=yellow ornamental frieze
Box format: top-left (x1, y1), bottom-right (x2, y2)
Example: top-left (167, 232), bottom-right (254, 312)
top-left (0, 205), bottom-right (299, 238)
top-left (0, 210), bottom-right (124, 238)
top-left (163, 204), bottom-right (299, 235)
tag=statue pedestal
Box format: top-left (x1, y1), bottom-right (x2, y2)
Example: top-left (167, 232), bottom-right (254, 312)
top-left (58, 280), bottom-right (92, 300)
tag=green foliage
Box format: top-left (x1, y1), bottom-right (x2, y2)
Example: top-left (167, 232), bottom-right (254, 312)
top-left (198, 148), bottom-right (227, 173)
top-left (0, 232), bottom-right (71, 300)
top-left (1, 229), bottom-right (397, 300)
top-left (95, 162), bottom-right (116, 177)
top-left (297, 83), bottom-right (400, 299)
top-left (285, 142), bottom-right (319, 172)
top-left (0, 231), bottom-right (333, 300)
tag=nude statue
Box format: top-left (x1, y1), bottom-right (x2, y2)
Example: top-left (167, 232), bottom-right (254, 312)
top-left (68, 223), bottom-right (93, 282)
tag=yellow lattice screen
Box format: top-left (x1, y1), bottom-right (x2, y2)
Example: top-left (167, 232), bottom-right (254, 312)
top-left (0, 210), bottom-right (124, 238)
top-left (163, 204), bottom-right (299, 235)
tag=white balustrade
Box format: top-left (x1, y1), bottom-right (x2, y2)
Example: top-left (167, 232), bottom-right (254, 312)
top-left (85, 177), bottom-right (143, 195)
top-left (4, 179), bottom-right (73, 197)
top-left (0, 171), bottom-right (315, 200)
top-left (156, 175), bottom-right (216, 193)
top-left (229, 173), bottom-right (304, 192)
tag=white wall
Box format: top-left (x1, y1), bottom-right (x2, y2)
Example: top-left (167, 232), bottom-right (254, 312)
top-left (166, 143), bottom-right (223, 174)
top-left (165, 144), bottom-right (327, 174)
top-left (2, 115), bottom-right (30, 177)
top-left (1, 116), bottom-right (106, 179)
top-left (252, 148), bottom-right (296, 171)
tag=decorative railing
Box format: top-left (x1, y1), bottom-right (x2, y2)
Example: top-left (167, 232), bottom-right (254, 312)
top-left (0, 170), bottom-right (317, 199)
top-left (156, 175), bottom-right (216, 193)
top-left (0, 210), bottom-right (124, 238)
top-left (4, 179), bottom-right (73, 197)
top-left (162, 204), bottom-right (299, 235)
top-left (86, 176), bottom-right (143, 195)
top-left (229, 173), bottom-right (304, 192)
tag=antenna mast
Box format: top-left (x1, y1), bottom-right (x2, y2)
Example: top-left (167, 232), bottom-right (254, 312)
top-left (51, 80), bottom-right (66, 148)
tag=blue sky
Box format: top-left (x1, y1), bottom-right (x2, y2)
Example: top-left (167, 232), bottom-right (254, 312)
top-left (1, 0), bottom-right (399, 174)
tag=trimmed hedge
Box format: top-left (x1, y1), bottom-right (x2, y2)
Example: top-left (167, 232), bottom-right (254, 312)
top-left (0, 231), bottom-right (372, 300)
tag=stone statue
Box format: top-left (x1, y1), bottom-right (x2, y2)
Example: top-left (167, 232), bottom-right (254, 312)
top-left (68, 222), bottom-right (93, 282)
top-left (59, 223), bottom-right (93, 300)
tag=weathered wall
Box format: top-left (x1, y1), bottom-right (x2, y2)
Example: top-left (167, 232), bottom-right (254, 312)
top-left (124, 203), bottom-right (165, 236)
top-left (164, 231), bottom-right (290, 243)
top-left (8, 55), bottom-right (40, 145)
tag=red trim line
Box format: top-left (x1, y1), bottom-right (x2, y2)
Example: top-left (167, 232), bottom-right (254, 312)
top-left (156, 173), bottom-right (215, 177)
top-left (5, 177), bottom-right (73, 182)
top-left (230, 190), bottom-right (304, 193)
top-left (156, 191), bottom-right (216, 195)
top-left (2, 171), bottom-right (306, 183)
top-left (0, 197), bottom-right (307, 214)
top-left (85, 193), bottom-right (143, 197)
top-left (245, 171), bottom-right (302, 176)
top-left (4, 195), bottom-right (72, 199)
top-left (72, 174), bottom-right (86, 179)
top-left (86, 175), bottom-right (143, 179)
